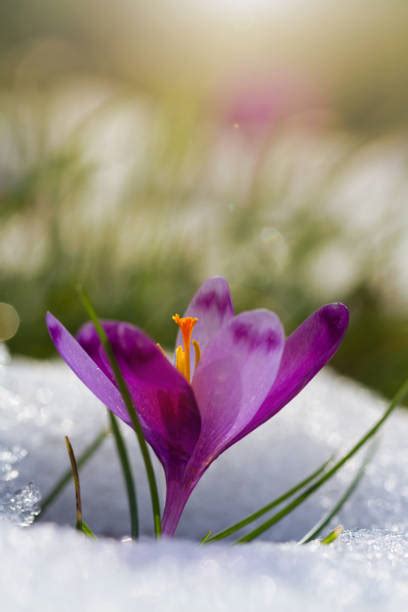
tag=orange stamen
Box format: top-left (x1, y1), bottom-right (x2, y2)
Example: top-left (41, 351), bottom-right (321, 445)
top-left (172, 314), bottom-right (199, 382)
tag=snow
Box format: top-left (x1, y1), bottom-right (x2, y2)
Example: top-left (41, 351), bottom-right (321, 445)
top-left (0, 345), bottom-right (407, 611)
top-left (0, 524), bottom-right (407, 612)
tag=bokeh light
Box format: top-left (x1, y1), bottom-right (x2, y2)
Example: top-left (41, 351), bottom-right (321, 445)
top-left (0, 0), bottom-right (407, 401)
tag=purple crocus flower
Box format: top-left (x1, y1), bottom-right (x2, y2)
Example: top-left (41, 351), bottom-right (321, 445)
top-left (46, 277), bottom-right (349, 536)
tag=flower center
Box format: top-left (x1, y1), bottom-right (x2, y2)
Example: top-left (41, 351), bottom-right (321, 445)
top-left (172, 314), bottom-right (201, 382)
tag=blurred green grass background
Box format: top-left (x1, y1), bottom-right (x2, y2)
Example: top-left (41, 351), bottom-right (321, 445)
top-left (0, 0), bottom-right (407, 401)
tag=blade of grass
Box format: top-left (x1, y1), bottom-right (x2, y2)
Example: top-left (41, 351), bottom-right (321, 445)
top-left (65, 435), bottom-right (95, 537)
top-left (108, 412), bottom-right (139, 539)
top-left (237, 376), bottom-right (408, 543)
top-left (81, 521), bottom-right (96, 538)
top-left (200, 531), bottom-right (213, 544)
top-left (320, 525), bottom-right (343, 545)
top-left (78, 287), bottom-right (162, 537)
top-left (298, 441), bottom-right (378, 544)
top-left (40, 427), bottom-right (109, 516)
top-left (206, 454), bottom-right (334, 543)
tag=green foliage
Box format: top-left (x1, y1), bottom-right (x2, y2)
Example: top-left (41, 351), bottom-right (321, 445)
top-left (0, 90), bottom-right (406, 404)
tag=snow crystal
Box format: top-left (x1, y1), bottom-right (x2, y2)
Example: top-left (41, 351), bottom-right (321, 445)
top-left (0, 349), bottom-right (407, 611)
top-left (0, 436), bottom-right (41, 526)
top-left (0, 482), bottom-right (41, 526)
top-left (0, 351), bottom-right (41, 526)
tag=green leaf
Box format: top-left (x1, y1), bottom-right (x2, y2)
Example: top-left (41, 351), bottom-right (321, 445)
top-left (81, 520), bottom-right (96, 539)
top-left (205, 454), bottom-right (334, 543)
top-left (200, 531), bottom-right (213, 543)
top-left (77, 286), bottom-right (162, 537)
top-left (320, 525), bottom-right (343, 545)
top-left (40, 427), bottom-right (109, 517)
top-left (108, 412), bottom-right (139, 539)
top-left (237, 375), bottom-right (408, 543)
top-left (298, 441), bottom-right (378, 544)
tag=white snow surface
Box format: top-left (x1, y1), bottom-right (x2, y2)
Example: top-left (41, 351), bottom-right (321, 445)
top-left (0, 347), bottom-right (407, 611)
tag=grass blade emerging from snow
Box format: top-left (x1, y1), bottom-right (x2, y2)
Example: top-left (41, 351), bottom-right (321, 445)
top-left (320, 525), bottom-right (344, 545)
top-left (108, 412), bottom-right (139, 539)
top-left (205, 454), bottom-right (334, 543)
top-left (200, 531), bottom-right (213, 544)
top-left (80, 521), bottom-right (96, 538)
top-left (65, 435), bottom-right (95, 537)
top-left (298, 442), bottom-right (378, 544)
top-left (78, 287), bottom-right (162, 537)
top-left (237, 376), bottom-right (408, 543)
top-left (40, 427), bottom-right (109, 516)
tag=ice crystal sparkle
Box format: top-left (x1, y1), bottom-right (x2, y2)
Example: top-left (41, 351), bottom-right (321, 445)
top-left (46, 277), bottom-right (349, 536)
top-left (0, 437), bottom-right (41, 526)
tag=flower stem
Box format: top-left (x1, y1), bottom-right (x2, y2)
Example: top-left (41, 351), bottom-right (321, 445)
top-left (78, 287), bottom-right (162, 537)
top-left (162, 480), bottom-right (191, 536)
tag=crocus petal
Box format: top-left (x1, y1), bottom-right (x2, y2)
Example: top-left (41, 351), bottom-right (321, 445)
top-left (232, 303), bottom-right (350, 443)
top-left (77, 321), bottom-right (201, 475)
top-left (190, 309), bottom-right (284, 465)
top-left (175, 277), bottom-right (234, 360)
top-left (46, 312), bottom-right (130, 424)
top-left (47, 313), bottom-right (201, 478)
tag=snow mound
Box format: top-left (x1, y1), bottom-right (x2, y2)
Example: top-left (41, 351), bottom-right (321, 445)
top-left (0, 523), bottom-right (407, 612)
top-left (0, 348), bottom-right (407, 610)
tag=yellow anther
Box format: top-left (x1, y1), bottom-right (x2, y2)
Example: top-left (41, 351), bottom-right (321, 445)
top-left (193, 340), bottom-right (201, 370)
top-left (175, 345), bottom-right (187, 379)
top-left (172, 313), bottom-right (199, 382)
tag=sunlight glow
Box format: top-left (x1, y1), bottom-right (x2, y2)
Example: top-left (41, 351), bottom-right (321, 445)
top-left (200, 0), bottom-right (292, 17)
